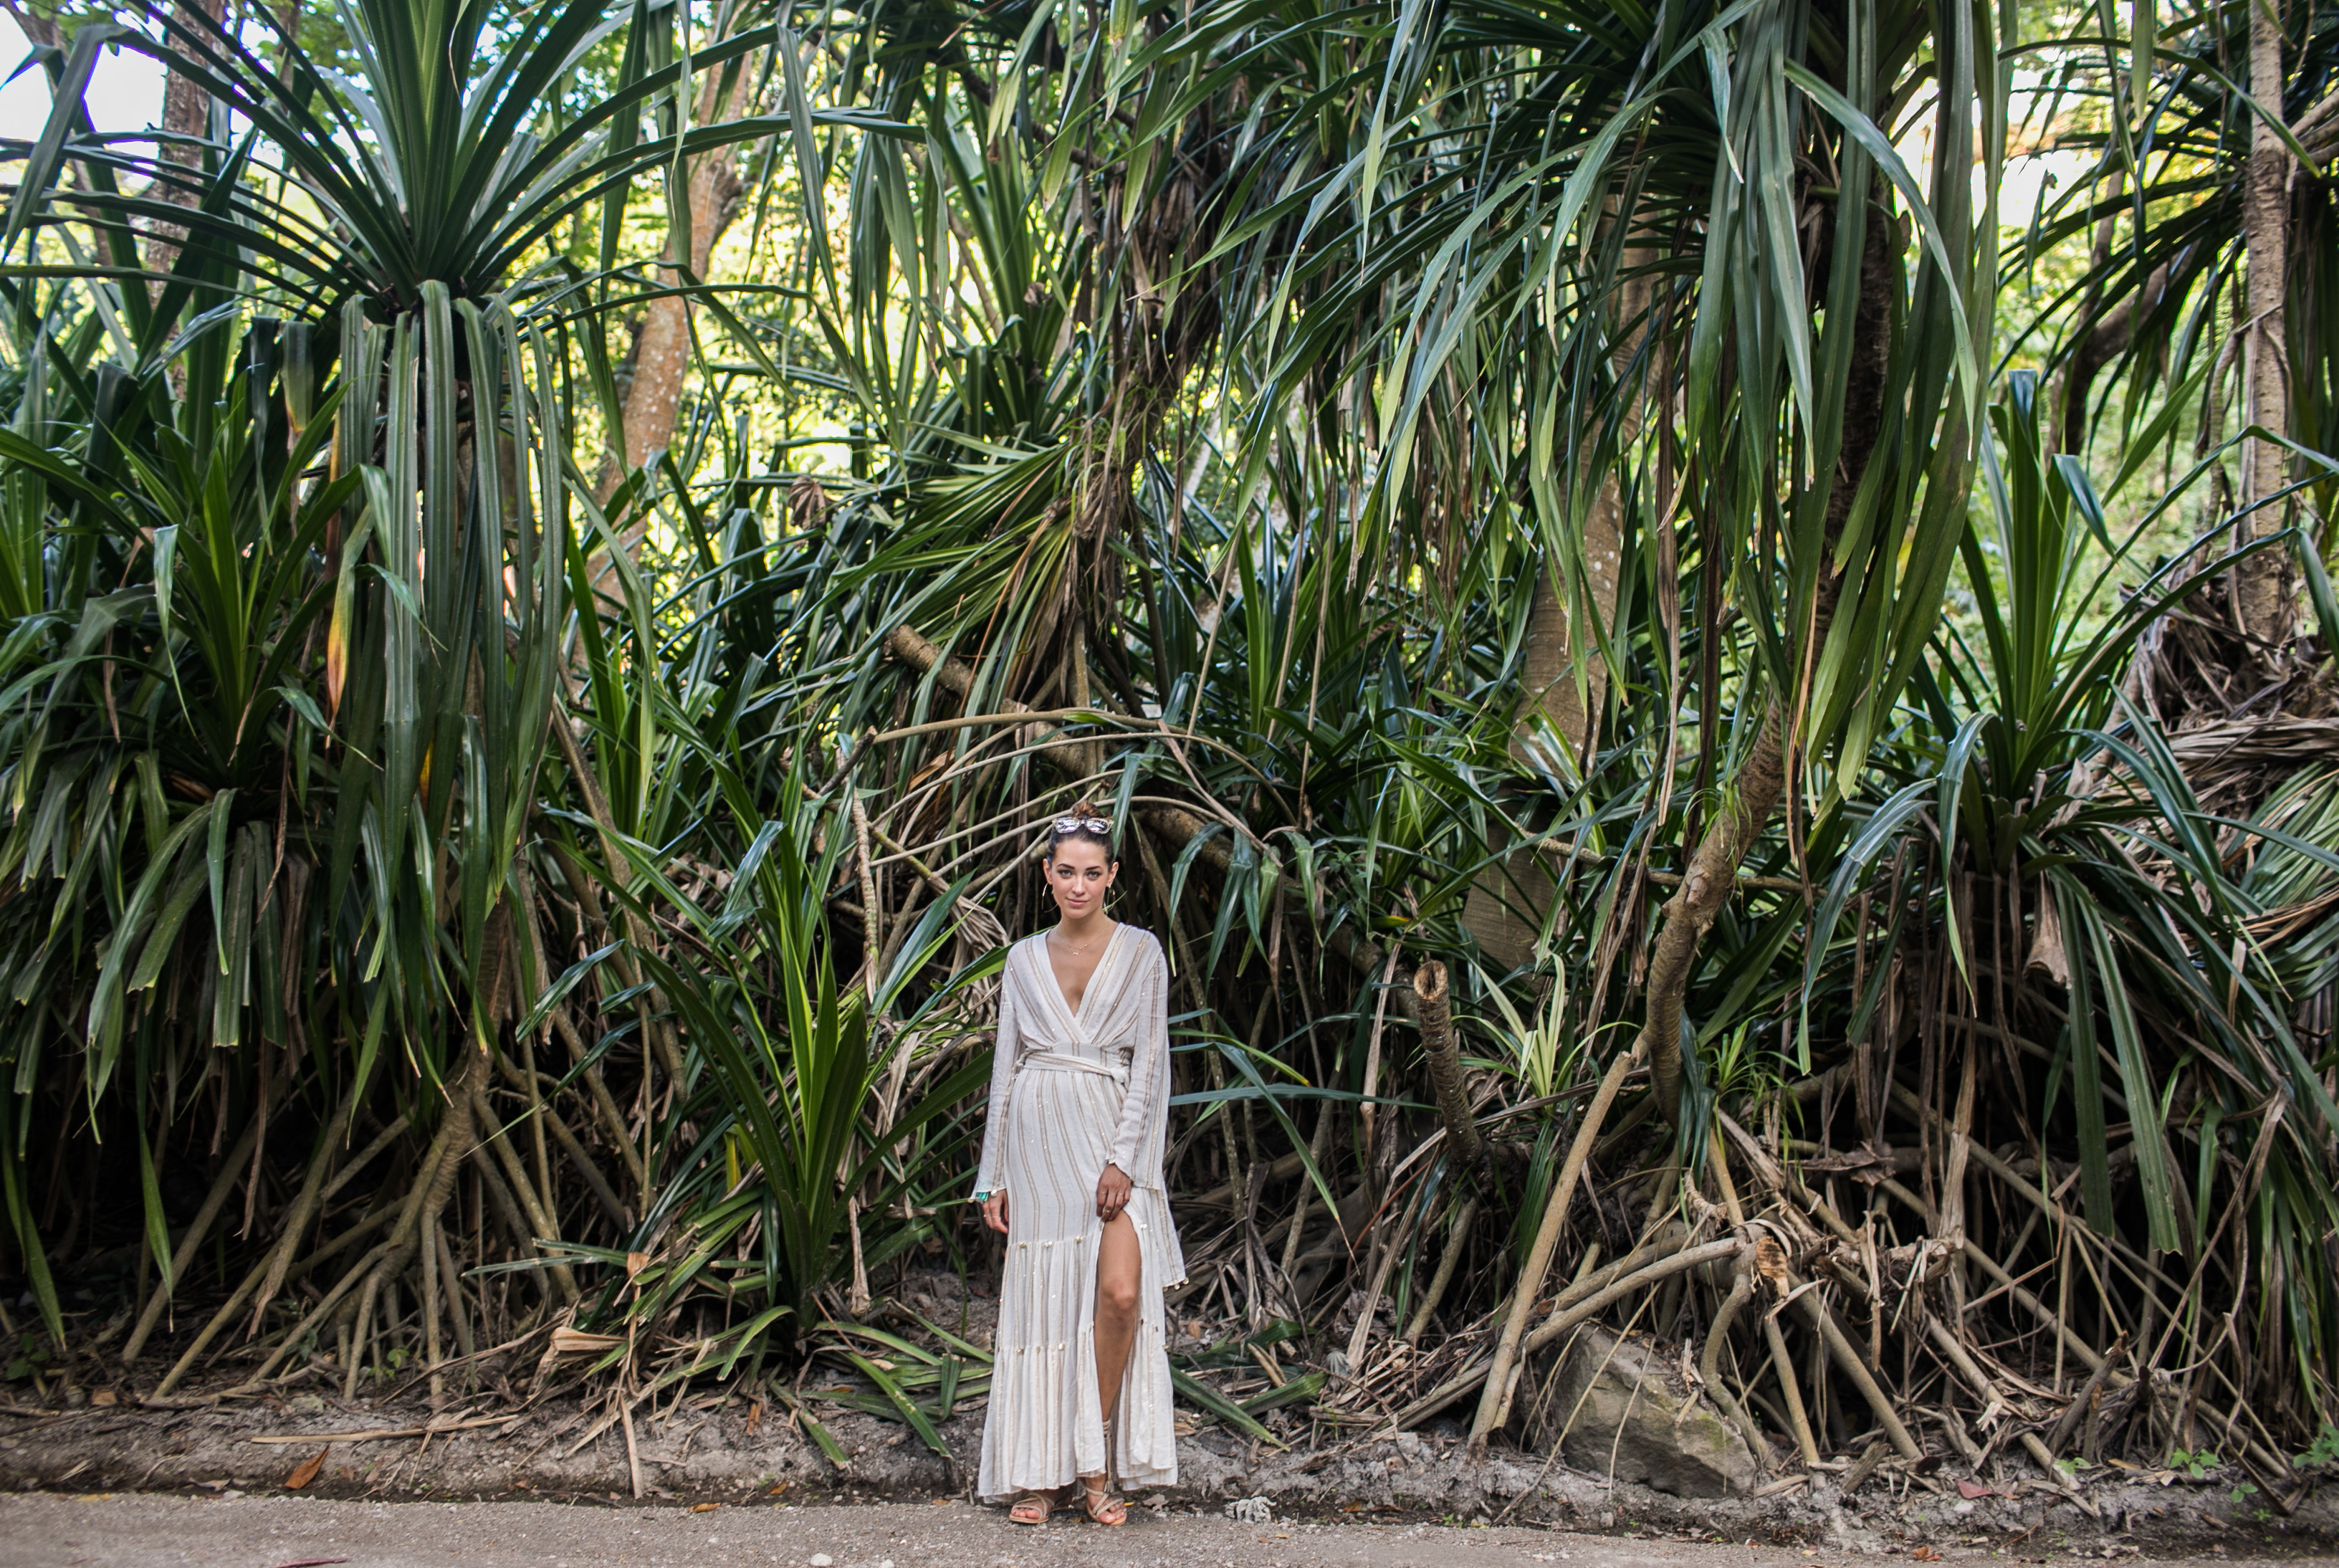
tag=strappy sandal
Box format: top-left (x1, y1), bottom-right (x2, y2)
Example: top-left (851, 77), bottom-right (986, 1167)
top-left (1079, 1476), bottom-right (1127, 1526)
top-left (1008, 1490), bottom-right (1055, 1526)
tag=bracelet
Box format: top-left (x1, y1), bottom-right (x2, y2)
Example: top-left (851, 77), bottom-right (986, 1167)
top-left (972, 1189), bottom-right (992, 1204)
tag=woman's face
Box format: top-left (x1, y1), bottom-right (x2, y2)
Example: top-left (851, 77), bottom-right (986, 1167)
top-left (1046, 839), bottom-right (1116, 921)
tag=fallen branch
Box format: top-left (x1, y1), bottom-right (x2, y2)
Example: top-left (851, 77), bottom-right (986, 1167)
top-left (1468, 1041), bottom-right (1644, 1453)
top-left (2019, 1429), bottom-right (2100, 1517)
top-left (1402, 1235), bottom-right (1742, 1437)
top-left (2045, 1332), bottom-right (2125, 1458)
top-left (1792, 1282), bottom-right (1922, 1461)
top-left (247, 1414), bottom-right (519, 1445)
top-left (1382, 1352), bottom-right (1493, 1430)
top-left (1699, 1244), bottom-right (1766, 1458)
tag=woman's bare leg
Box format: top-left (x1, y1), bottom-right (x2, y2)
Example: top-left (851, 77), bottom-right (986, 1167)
top-left (1081, 1211), bottom-right (1142, 1523)
top-left (1093, 1210), bottom-right (1142, 1428)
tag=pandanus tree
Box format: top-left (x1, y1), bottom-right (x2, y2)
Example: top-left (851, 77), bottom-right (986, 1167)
top-left (2013, 0), bottom-right (2339, 666)
top-left (0, 0), bottom-right (2332, 1470)
top-left (785, 0), bottom-right (2339, 1452)
top-left (0, 0), bottom-right (811, 1374)
top-left (740, 0), bottom-right (1992, 1432)
top-left (1146, 0), bottom-right (2004, 1445)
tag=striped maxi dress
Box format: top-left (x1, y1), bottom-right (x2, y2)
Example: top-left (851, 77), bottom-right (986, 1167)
top-left (972, 923), bottom-right (1187, 1502)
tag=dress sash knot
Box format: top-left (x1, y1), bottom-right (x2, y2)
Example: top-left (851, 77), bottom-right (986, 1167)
top-left (1023, 1050), bottom-right (1128, 1085)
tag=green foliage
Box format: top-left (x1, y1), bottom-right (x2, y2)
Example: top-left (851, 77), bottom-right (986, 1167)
top-left (0, 0), bottom-right (879, 1386)
top-left (4, 1331), bottom-right (49, 1383)
top-left (2169, 1448), bottom-right (2221, 1479)
top-left (0, 0), bottom-right (2333, 1461)
top-left (2294, 1425), bottom-right (2339, 1470)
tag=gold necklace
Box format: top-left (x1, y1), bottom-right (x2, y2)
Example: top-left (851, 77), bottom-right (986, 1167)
top-left (1053, 926), bottom-right (1105, 956)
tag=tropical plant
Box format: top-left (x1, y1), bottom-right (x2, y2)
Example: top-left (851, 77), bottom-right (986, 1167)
top-left (0, 0), bottom-right (837, 1397)
top-left (0, 0), bottom-right (2333, 1501)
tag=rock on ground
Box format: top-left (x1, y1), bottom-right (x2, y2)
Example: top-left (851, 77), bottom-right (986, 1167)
top-left (1547, 1326), bottom-right (1756, 1498)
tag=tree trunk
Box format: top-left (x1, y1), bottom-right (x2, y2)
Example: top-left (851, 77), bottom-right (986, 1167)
top-left (1639, 193), bottom-right (1897, 1116)
top-left (2, 4), bottom-right (59, 48)
top-left (2055, 165), bottom-right (2171, 456)
top-left (148, 0), bottom-right (228, 280)
top-left (1513, 237), bottom-right (1654, 771)
top-left (1463, 231), bottom-right (1652, 970)
top-left (2237, 0), bottom-right (2293, 652)
top-left (593, 70), bottom-right (748, 506)
top-left (1412, 961), bottom-right (1490, 1184)
top-left (616, 153), bottom-right (744, 473)
top-left (2057, 262), bottom-right (2170, 456)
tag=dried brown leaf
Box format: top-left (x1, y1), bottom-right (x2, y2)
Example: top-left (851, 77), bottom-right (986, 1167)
top-left (549, 1326), bottom-right (626, 1358)
top-left (284, 1445), bottom-right (329, 1491)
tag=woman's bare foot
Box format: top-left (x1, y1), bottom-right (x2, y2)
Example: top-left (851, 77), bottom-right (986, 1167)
top-left (1079, 1476), bottom-right (1127, 1526)
top-left (1008, 1490), bottom-right (1056, 1526)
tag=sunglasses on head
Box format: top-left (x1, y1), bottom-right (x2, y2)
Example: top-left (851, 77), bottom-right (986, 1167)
top-left (1052, 816), bottom-right (1110, 834)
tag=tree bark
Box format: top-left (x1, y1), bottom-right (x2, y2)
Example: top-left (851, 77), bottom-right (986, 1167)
top-left (2237, 0), bottom-right (2293, 651)
top-left (2058, 264), bottom-right (2169, 454)
top-left (148, 0), bottom-right (228, 280)
top-left (592, 69), bottom-right (748, 517)
top-left (1639, 191), bottom-right (1897, 1116)
top-left (1412, 961), bottom-right (1489, 1183)
top-left (2056, 167), bottom-right (2170, 456)
top-left (1465, 229), bottom-right (1653, 970)
top-left (616, 110), bottom-right (745, 473)
top-left (1513, 236), bottom-right (1655, 770)
top-left (1637, 711), bottom-right (1790, 1111)
top-left (2, 4), bottom-right (59, 48)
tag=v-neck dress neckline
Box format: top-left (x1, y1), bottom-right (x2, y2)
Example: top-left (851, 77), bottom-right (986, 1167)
top-left (1044, 921), bottom-right (1123, 1027)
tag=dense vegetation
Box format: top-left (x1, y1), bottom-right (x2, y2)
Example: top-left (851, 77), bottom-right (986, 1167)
top-left (0, 0), bottom-right (2333, 1502)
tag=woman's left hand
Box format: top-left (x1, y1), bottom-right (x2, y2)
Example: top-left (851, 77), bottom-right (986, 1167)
top-left (1096, 1163), bottom-right (1132, 1223)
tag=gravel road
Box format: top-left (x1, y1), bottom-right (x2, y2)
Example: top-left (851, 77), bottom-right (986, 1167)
top-left (0, 1492), bottom-right (2296, 1568)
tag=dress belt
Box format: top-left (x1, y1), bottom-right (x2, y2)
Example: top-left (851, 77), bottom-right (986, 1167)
top-left (1024, 1050), bottom-right (1128, 1085)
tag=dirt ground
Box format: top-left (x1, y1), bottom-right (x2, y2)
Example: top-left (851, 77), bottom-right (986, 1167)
top-left (0, 1387), bottom-right (2330, 1561)
top-left (0, 1492), bottom-right (2326, 1568)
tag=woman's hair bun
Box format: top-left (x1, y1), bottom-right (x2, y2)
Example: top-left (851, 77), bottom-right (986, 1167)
top-left (1046, 799), bottom-right (1114, 859)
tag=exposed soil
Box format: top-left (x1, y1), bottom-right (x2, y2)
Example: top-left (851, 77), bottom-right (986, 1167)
top-left (0, 1490), bottom-right (2329, 1568)
top-left (0, 1386), bottom-right (2329, 1564)
top-left (14, 1266), bottom-right (2329, 1563)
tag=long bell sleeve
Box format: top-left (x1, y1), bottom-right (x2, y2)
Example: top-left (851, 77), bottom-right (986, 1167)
top-left (1107, 937), bottom-right (1172, 1189)
top-left (972, 974), bottom-right (1023, 1197)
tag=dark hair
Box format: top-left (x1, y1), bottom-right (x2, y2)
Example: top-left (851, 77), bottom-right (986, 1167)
top-left (1046, 799), bottom-right (1114, 863)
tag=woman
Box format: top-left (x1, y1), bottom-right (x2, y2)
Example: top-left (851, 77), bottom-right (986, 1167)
top-left (972, 803), bottom-right (1185, 1526)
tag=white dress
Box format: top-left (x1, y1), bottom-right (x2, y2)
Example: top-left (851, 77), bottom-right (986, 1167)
top-left (972, 924), bottom-right (1187, 1501)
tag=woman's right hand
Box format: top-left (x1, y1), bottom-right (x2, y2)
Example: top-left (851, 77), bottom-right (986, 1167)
top-left (982, 1190), bottom-right (1010, 1235)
